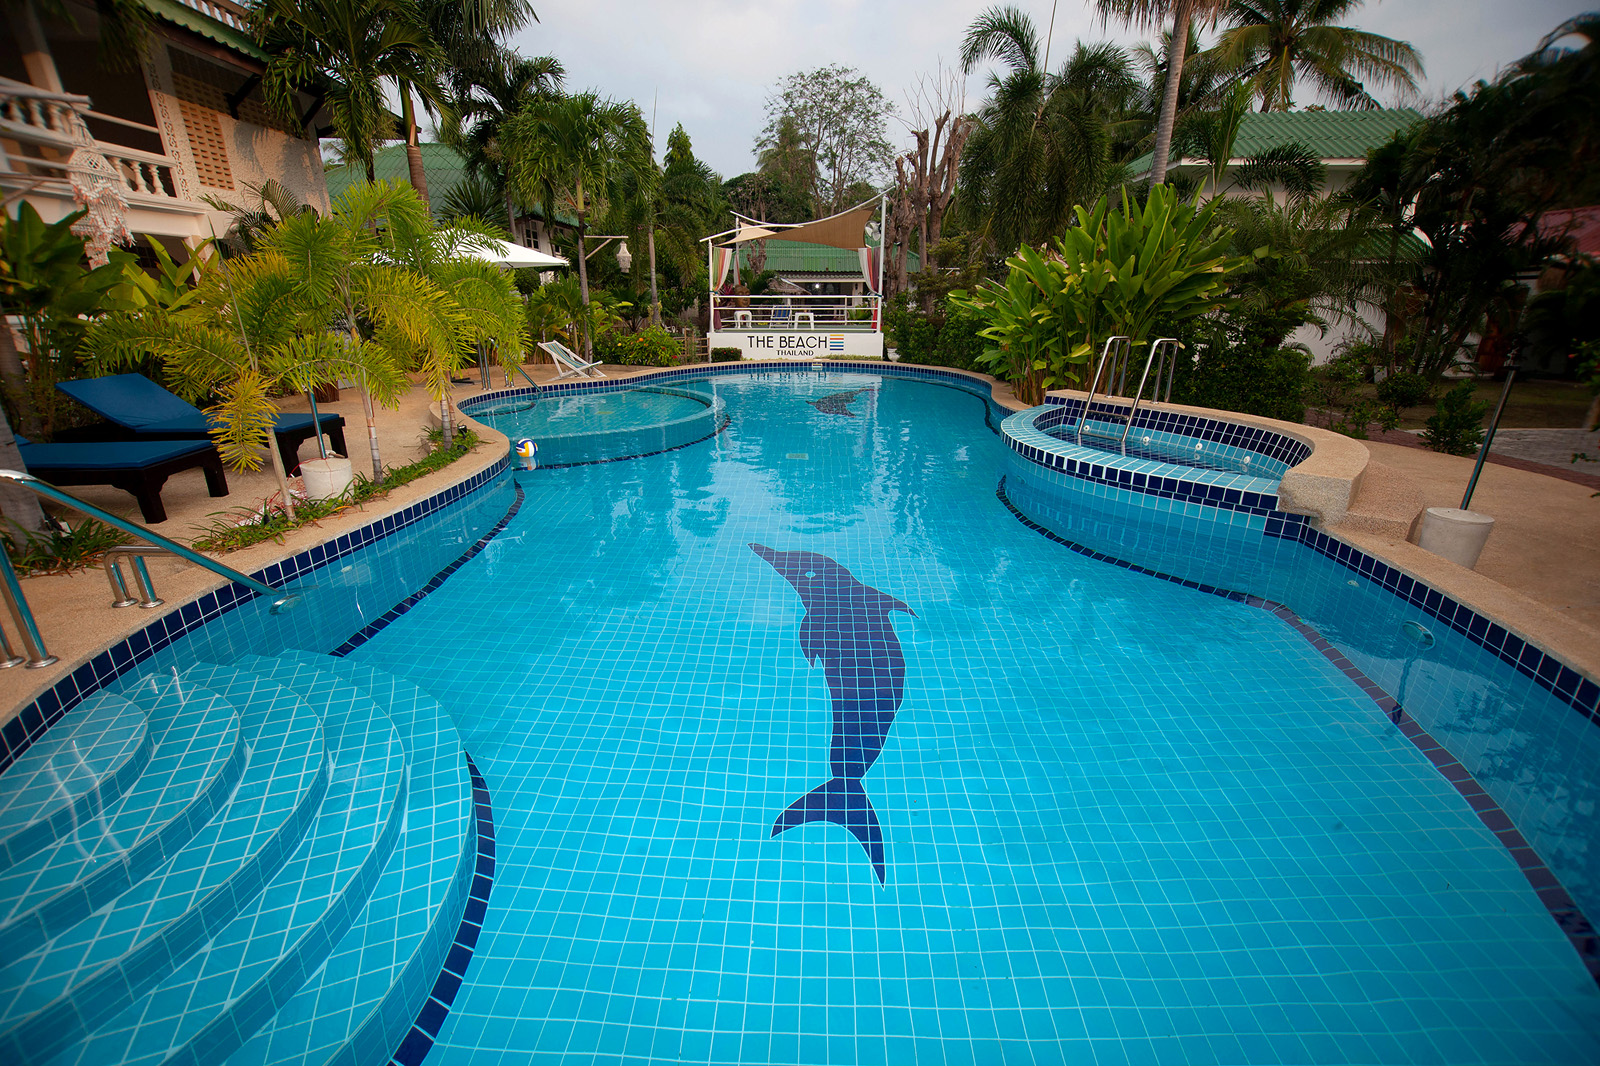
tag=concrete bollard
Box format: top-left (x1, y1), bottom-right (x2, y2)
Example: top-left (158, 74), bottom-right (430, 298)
top-left (1415, 507), bottom-right (1495, 569)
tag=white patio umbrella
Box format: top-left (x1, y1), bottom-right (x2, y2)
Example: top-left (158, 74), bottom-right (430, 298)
top-left (458, 236), bottom-right (569, 270)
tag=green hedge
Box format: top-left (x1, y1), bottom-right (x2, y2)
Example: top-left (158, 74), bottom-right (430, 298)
top-left (886, 296), bottom-right (984, 372)
top-left (711, 346), bottom-right (742, 362)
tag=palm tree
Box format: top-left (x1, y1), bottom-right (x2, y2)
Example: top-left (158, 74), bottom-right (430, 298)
top-left (959, 6), bottom-right (1141, 249)
top-left (396, 0), bottom-right (541, 203)
top-left (1205, 0), bottom-right (1423, 111)
top-left (1095, 0), bottom-right (1232, 185)
top-left (442, 49), bottom-right (566, 235)
top-left (503, 92), bottom-right (653, 360)
top-left (255, 0), bottom-right (439, 182)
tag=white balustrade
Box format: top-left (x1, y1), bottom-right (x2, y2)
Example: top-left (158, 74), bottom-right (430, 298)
top-left (0, 77), bottom-right (180, 201)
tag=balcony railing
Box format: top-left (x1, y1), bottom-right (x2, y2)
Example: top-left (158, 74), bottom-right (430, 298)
top-left (0, 77), bottom-right (185, 204)
top-left (711, 293), bottom-right (882, 333)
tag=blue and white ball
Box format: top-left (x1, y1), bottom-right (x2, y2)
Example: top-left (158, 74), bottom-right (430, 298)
top-left (514, 438), bottom-right (537, 459)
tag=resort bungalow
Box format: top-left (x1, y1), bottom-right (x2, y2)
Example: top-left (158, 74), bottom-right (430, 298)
top-left (1129, 107), bottom-right (1424, 203)
top-left (1, 0), bottom-right (331, 263)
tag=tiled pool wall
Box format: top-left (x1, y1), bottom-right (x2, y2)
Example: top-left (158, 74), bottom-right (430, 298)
top-left (460, 385), bottom-right (728, 467)
top-left (0, 458), bottom-right (517, 775)
top-left (1035, 399), bottom-right (1303, 481)
top-left (1002, 418), bottom-right (1600, 930)
top-left (464, 359), bottom-right (1017, 435)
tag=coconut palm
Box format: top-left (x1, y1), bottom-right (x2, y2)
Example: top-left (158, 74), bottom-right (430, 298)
top-left (959, 6), bottom-right (1141, 249)
top-left (395, 0), bottom-right (541, 203)
top-left (503, 92), bottom-right (653, 360)
top-left (1095, 0), bottom-right (1232, 185)
top-left (255, 0), bottom-right (440, 183)
top-left (1205, 0), bottom-right (1423, 111)
top-left (442, 49), bottom-right (566, 234)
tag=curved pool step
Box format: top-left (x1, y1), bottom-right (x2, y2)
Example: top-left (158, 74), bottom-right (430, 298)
top-left (224, 653), bottom-right (474, 1066)
top-left (43, 657), bottom-right (408, 1066)
top-left (0, 670), bottom-right (329, 1059)
top-left (0, 692), bottom-right (150, 873)
top-left (0, 683), bottom-right (245, 960)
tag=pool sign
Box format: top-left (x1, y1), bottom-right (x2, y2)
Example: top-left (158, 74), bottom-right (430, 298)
top-left (710, 329), bottom-right (884, 360)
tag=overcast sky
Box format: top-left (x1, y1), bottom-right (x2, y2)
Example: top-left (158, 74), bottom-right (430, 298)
top-left (499, 0), bottom-right (1591, 179)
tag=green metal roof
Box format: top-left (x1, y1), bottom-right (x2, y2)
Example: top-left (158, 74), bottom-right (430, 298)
top-left (325, 143), bottom-right (469, 216)
top-left (141, 0), bottom-right (267, 61)
top-left (739, 241), bottom-right (919, 276)
top-left (324, 143), bottom-right (579, 224)
top-left (1130, 107), bottom-right (1424, 175)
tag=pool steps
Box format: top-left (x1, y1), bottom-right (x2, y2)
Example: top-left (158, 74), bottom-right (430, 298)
top-left (0, 692), bottom-right (150, 872)
top-left (0, 691), bottom-right (246, 959)
top-left (0, 652), bottom-right (477, 1066)
top-left (0, 671), bottom-right (328, 1047)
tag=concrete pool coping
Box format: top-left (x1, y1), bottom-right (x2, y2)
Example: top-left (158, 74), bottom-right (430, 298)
top-left (3, 359), bottom-right (1596, 726)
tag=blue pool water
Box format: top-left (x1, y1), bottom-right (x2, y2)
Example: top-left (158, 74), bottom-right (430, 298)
top-left (329, 372), bottom-right (1600, 1064)
top-left (1047, 423), bottom-right (1277, 477)
top-left (475, 386), bottom-right (711, 437)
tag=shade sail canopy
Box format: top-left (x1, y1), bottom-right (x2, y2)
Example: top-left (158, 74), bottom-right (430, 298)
top-left (723, 202), bottom-right (878, 251)
top-left (459, 237), bottom-right (569, 269)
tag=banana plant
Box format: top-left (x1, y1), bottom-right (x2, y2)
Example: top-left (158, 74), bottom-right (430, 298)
top-left (956, 185), bottom-right (1250, 403)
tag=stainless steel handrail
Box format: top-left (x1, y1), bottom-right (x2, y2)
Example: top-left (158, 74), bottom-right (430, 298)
top-left (1119, 338), bottom-right (1182, 446)
top-left (104, 545), bottom-right (174, 609)
top-left (1077, 336), bottom-right (1130, 444)
top-left (0, 469), bottom-right (302, 669)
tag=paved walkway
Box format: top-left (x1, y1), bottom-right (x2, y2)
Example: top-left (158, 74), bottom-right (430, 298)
top-left (1366, 427), bottom-right (1600, 492)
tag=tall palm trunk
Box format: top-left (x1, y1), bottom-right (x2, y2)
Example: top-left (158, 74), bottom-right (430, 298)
top-left (0, 315), bottom-right (40, 441)
top-left (400, 84), bottom-right (430, 205)
top-left (574, 214), bottom-right (594, 361)
top-left (1149, 0), bottom-right (1193, 186)
top-left (647, 223), bottom-right (660, 328)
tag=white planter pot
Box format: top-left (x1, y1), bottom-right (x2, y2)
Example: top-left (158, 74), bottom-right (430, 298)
top-left (301, 457), bottom-right (354, 501)
top-left (1415, 506), bottom-right (1495, 569)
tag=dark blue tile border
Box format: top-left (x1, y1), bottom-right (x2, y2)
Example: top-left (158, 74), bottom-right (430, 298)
top-left (331, 482), bottom-right (525, 658)
top-left (0, 457), bottom-right (514, 777)
top-left (389, 753), bottom-right (495, 1066)
top-left (994, 476), bottom-right (1600, 986)
top-left (1041, 394), bottom-right (1314, 468)
top-left (1005, 416), bottom-right (1600, 728)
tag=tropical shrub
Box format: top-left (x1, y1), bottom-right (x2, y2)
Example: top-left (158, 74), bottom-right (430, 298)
top-left (1375, 371), bottom-right (1433, 410)
top-left (1173, 312), bottom-right (1311, 423)
top-left (596, 326), bottom-right (681, 366)
top-left (3, 516), bottom-right (131, 575)
top-left (887, 296), bottom-right (984, 372)
top-left (952, 186), bottom-right (1246, 404)
top-left (1422, 382), bottom-right (1489, 456)
top-left (711, 347), bottom-right (742, 362)
top-left (0, 203), bottom-right (144, 439)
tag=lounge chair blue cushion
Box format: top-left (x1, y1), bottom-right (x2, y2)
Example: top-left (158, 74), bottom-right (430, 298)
top-left (56, 374), bottom-right (212, 433)
top-left (56, 374), bottom-right (342, 435)
top-left (16, 437), bottom-right (217, 471)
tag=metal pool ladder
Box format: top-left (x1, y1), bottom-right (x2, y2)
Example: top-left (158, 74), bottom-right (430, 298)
top-left (1076, 336), bottom-right (1131, 444)
top-left (0, 469), bottom-right (302, 669)
top-left (1117, 338), bottom-right (1183, 446)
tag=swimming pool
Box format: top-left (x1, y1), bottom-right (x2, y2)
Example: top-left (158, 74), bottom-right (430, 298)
top-left (466, 385), bottom-right (725, 467)
top-left (360, 371), bottom-right (1600, 1063)
top-left (5, 367), bottom-right (1598, 1065)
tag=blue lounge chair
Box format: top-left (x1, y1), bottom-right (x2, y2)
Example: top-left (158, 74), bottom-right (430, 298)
top-left (15, 436), bottom-right (228, 524)
top-left (57, 374), bottom-right (347, 474)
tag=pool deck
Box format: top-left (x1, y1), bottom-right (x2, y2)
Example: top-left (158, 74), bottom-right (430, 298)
top-left (3, 359), bottom-right (1596, 725)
